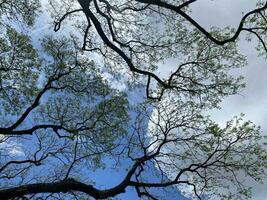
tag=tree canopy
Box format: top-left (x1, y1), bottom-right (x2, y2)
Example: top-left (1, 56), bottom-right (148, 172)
top-left (0, 0), bottom-right (267, 199)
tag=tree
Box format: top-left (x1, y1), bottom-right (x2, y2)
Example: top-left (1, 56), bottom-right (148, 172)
top-left (0, 0), bottom-right (267, 199)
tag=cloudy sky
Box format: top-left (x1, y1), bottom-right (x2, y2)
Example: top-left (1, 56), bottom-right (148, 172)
top-left (189, 1), bottom-right (267, 200)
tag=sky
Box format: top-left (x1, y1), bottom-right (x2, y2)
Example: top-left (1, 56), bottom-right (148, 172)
top-left (190, 1), bottom-right (267, 200)
top-left (3, 0), bottom-right (267, 199)
top-left (120, 1), bottom-right (267, 199)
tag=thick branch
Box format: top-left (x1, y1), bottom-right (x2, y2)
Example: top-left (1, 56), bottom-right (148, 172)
top-left (0, 179), bottom-right (102, 200)
top-left (0, 159), bottom-right (142, 199)
top-left (0, 124), bottom-right (63, 136)
top-left (77, 0), bottom-right (173, 99)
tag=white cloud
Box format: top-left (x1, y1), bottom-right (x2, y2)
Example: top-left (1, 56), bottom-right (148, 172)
top-left (148, 1), bottom-right (267, 199)
top-left (191, 1), bottom-right (267, 199)
top-left (0, 136), bottom-right (25, 157)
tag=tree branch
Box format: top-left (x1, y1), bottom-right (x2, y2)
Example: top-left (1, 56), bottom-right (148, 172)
top-left (134, 0), bottom-right (267, 45)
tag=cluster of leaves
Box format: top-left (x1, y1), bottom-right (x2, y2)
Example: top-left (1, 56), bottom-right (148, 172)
top-left (147, 97), bottom-right (267, 199)
top-left (0, 27), bottom-right (40, 117)
top-left (0, 0), bottom-right (40, 26)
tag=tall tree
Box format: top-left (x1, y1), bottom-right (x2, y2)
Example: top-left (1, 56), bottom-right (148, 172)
top-left (0, 0), bottom-right (267, 199)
